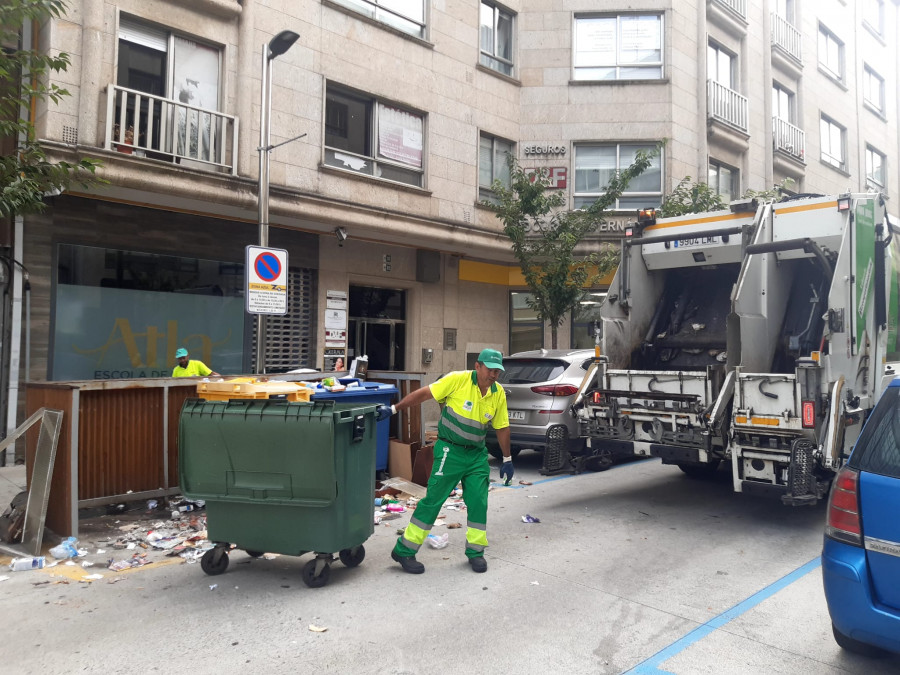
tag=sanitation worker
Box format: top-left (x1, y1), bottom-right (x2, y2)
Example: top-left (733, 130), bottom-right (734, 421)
top-left (172, 347), bottom-right (219, 378)
top-left (377, 348), bottom-right (513, 574)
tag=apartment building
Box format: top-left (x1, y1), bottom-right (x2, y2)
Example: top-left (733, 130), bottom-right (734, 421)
top-left (4, 0), bottom-right (897, 410)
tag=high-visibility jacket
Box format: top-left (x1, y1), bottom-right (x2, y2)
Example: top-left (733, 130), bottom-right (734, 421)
top-left (431, 370), bottom-right (509, 446)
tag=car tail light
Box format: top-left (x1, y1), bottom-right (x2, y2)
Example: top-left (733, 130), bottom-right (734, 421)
top-left (801, 400), bottom-right (815, 428)
top-left (531, 384), bottom-right (579, 397)
top-left (826, 466), bottom-right (862, 546)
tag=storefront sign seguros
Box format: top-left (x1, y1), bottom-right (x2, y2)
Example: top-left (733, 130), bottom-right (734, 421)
top-left (523, 143), bottom-right (567, 156)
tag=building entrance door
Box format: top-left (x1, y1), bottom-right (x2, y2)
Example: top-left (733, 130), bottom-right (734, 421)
top-left (348, 286), bottom-right (406, 371)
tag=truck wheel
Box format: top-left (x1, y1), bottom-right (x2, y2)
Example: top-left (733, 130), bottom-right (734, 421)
top-left (676, 460), bottom-right (721, 479)
top-left (832, 623), bottom-right (886, 657)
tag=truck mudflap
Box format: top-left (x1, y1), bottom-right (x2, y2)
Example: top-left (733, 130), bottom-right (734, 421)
top-left (782, 438), bottom-right (824, 506)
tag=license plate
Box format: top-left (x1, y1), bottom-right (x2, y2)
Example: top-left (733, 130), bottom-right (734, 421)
top-left (508, 410), bottom-right (526, 421)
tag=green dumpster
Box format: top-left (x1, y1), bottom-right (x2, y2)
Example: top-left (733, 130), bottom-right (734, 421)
top-left (178, 398), bottom-right (377, 587)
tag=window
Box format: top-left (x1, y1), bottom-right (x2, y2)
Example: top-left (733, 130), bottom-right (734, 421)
top-left (510, 292), bottom-right (543, 353)
top-left (772, 83), bottom-right (794, 122)
top-left (866, 146), bottom-right (886, 190)
top-left (863, 65), bottom-right (885, 114)
top-left (324, 84), bottom-right (425, 188)
top-left (708, 42), bottom-right (735, 89)
top-left (480, 2), bottom-right (514, 76)
top-left (817, 24), bottom-right (844, 81)
top-left (708, 161), bottom-right (738, 203)
top-left (574, 143), bottom-right (662, 210)
top-left (330, 0), bottom-right (426, 40)
top-left (116, 17), bottom-right (223, 162)
top-left (571, 292), bottom-right (606, 349)
top-left (863, 0), bottom-right (884, 35)
top-left (774, 0), bottom-right (794, 22)
top-left (479, 133), bottom-right (513, 202)
top-left (573, 14), bottom-right (663, 81)
top-left (820, 116), bottom-right (845, 170)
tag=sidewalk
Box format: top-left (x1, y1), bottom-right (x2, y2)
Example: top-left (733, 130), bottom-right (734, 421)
top-left (0, 464), bottom-right (26, 508)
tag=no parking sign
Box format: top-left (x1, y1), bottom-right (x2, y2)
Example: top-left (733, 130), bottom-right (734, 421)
top-left (245, 245), bottom-right (288, 315)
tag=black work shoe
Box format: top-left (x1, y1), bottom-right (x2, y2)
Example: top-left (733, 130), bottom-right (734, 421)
top-left (391, 550), bottom-right (425, 574)
top-left (469, 556), bottom-right (487, 573)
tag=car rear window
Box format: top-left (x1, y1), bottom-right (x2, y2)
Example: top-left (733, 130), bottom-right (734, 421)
top-left (499, 359), bottom-right (567, 384)
top-left (849, 387), bottom-right (900, 479)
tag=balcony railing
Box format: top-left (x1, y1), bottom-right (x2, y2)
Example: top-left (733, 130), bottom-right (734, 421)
top-left (773, 117), bottom-right (805, 162)
top-left (714, 0), bottom-right (747, 20)
top-left (771, 13), bottom-right (802, 62)
top-left (105, 84), bottom-right (239, 175)
top-left (707, 80), bottom-right (748, 133)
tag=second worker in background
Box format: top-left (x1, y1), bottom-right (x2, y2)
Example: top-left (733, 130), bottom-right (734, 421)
top-left (376, 348), bottom-right (513, 574)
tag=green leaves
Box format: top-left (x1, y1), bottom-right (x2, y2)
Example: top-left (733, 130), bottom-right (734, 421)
top-left (489, 147), bottom-right (660, 348)
top-left (1, 0), bottom-right (103, 217)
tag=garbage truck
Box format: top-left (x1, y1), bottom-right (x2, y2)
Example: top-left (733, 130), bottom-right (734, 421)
top-left (563, 193), bottom-right (899, 505)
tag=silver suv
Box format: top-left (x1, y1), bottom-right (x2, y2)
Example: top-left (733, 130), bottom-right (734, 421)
top-left (486, 349), bottom-right (595, 459)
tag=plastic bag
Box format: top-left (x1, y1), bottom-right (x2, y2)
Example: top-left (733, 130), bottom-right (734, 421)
top-left (49, 536), bottom-right (79, 559)
top-left (426, 533), bottom-right (449, 549)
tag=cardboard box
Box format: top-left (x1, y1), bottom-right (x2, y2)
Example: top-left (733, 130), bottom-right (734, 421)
top-left (411, 444), bottom-right (434, 487)
top-left (388, 440), bottom-right (420, 481)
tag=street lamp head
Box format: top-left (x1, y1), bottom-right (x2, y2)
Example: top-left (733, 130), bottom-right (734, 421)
top-left (268, 30), bottom-right (300, 60)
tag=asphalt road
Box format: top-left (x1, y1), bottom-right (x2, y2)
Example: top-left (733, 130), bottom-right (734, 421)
top-left (2, 451), bottom-right (899, 674)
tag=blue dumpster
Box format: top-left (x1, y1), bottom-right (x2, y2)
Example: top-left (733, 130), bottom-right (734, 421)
top-left (311, 379), bottom-right (398, 472)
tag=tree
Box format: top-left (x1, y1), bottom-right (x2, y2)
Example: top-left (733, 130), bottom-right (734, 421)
top-left (657, 176), bottom-right (726, 217)
top-left (489, 148), bottom-right (659, 349)
top-left (1, 0), bottom-right (100, 218)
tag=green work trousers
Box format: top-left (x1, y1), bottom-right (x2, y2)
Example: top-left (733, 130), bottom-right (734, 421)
top-left (393, 439), bottom-right (490, 559)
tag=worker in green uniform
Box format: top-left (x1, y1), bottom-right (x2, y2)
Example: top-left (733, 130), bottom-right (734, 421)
top-left (376, 348), bottom-right (513, 574)
top-left (172, 347), bottom-right (219, 378)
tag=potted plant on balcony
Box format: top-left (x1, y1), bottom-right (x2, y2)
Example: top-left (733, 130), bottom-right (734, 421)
top-left (113, 124), bottom-right (135, 154)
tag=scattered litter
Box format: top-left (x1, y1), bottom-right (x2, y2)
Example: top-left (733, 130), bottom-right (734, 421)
top-left (96, 549), bottom-right (106, 555)
top-left (9, 556), bottom-right (45, 571)
top-left (64, 561), bottom-right (76, 566)
top-left (81, 561), bottom-right (94, 568)
top-left (379, 513), bottom-right (400, 521)
top-left (0, 575), bottom-right (9, 582)
top-left (378, 478), bottom-right (427, 499)
top-left (527, 495), bottom-right (539, 499)
top-left (49, 537), bottom-right (79, 559)
top-left (263, 553), bottom-right (279, 560)
top-left (107, 553), bottom-right (153, 571)
top-left (518, 480), bottom-right (533, 486)
top-left (521, 514), bottom-right (541, 523)
top-left (446, 522), bottom-right (462, 529)
top-left (83, 574), bottom-right (104, 581)
top-left (530, 581), bottom-right (540, 586)
top-left (107, 577), bottom-right (126, 584)
top-left (308, 624), bottom-right (328, 633)
top-left (691, 323), bottom-right (706, 332)
top-left (426, 533), bottom-right (449, 549)
top-left (209, 584), bottom-right (218, 590)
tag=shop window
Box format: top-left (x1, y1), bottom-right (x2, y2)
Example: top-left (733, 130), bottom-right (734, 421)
top-left (573, 14), bottom-right (663, 81)
top-left (571, 292), bottom-right (606, 349)
top-left (510, 291), bottom-right (543, 354)
top-left (325, 83), bottom-right (425, 188)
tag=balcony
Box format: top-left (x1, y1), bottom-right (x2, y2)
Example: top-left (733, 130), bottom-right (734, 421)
top-left (707, 80), bottom-right (748, 132)
top-left (105, 84), bottom-right (239, 175)
top-left (771, 13), bottom-right (802, 74)
top-left (773, 117), bottom-right (804, 162)
top-left (714, 0), bottom-right (746, 19)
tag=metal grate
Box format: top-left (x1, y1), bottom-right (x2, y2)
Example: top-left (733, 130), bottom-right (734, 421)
top-left (251, 268), bottom-right (316, 372)
top-left (62, 125), bottom-right (78, 145)
top-left (783, 437), bottom-right (816, 505)
top-left (443, 328), bottom-right (457, 351)
top-left (540, 424), bottom-right (570, 475)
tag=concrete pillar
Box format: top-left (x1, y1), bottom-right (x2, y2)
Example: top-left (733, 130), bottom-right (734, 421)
top-left (77, 0), bottom-right (104, 147)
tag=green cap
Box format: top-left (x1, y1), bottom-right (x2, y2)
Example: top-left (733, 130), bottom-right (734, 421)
top-left (477, 348), bottom-right (504, 371)
top-left (175, 348), bottom-right (188, 358)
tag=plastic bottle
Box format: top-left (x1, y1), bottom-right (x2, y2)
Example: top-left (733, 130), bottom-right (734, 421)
top-left (9, 556), bottom-right (46, 571)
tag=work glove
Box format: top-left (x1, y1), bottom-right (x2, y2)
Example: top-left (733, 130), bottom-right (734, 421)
top-left (499, 457), bottom-right (515, 486)
top-left (375, 404), bottom-right (395, 422)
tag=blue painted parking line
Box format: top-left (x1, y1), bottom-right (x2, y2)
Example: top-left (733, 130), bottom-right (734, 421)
top-left (495, 458), bottom-right (655, 489)
top-left (623, 556), bottom-right (823, 675)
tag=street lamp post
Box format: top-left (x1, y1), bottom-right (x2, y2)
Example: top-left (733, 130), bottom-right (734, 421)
top-left (255, 30), bottom-right (299, 374)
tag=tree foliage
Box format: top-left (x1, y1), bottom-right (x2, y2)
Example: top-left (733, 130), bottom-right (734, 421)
top-left (657, 176), bottom-right (727, 217)
top-left (1, 0), bottom-right (101, 218)
top-left (488, 148), bottom-right (659, 349)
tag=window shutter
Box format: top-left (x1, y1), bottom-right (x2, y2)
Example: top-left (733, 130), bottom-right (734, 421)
top-left (119, 16), bottom-right (168, 52)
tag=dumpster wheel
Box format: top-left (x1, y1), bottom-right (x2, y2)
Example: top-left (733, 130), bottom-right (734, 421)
top-left (339, 545), bottom-right (366, 568)
top-left (245, 550), bottom-right (264, 558)
top-left (302, 556), bottom-right (332, 588)
top-left (201, 547), bottom-right (230, 576)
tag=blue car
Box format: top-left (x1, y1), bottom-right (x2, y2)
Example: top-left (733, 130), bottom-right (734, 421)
top-left (823, 380), bottom-right (900, 656)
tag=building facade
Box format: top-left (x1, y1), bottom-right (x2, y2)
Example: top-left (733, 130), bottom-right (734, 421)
top-left (3, 0), bottom-right (899, 430)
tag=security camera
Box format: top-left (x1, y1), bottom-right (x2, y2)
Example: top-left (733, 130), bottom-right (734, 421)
top-left (335, 227), bottom-right (348, 246)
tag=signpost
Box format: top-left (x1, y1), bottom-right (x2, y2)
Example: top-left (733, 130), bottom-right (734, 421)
top-left (245, 245), bottom-right (288, 316)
